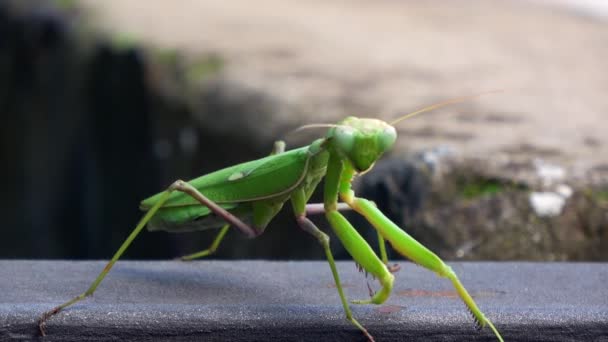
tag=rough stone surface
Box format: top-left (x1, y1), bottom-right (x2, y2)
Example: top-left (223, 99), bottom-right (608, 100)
top-left (79, 0), bottom-right (608, 183)
top-left (1, 260), bottom-right (607, 341)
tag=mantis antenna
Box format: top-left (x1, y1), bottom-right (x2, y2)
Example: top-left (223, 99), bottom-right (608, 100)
top-left (284, 123), bottom-right (344, 139)
top-left (390, 89), bottom-right (503, 126)
top-left (287, 89), bottom-right (502, 138)
top-left (291, 123), bottom-right (343, 133)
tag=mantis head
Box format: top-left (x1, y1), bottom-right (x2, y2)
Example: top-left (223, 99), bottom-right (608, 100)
top-left (325, 90), bottom-right (503, 172)
top-left (328, 117), bottom-right (397, 173)
top-left (295, 91), bottom-right (502, 173)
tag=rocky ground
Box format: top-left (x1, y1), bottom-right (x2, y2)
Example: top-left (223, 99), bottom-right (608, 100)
top-left (3, 0), bottom-right (607, 260)
top-left (80, 0), bottom-right (608, 175)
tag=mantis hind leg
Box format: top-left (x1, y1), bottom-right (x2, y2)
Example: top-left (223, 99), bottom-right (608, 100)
top-left (38, 180), bottom-right (259, 336)
top-left (38, 182), bottom-right (177, 335)
top-left (177, 142), bottom-right (287, 260)
top-left (178, 224), bottom-right (230, 261)
top-left (292, 189), bottom-right (376, 341)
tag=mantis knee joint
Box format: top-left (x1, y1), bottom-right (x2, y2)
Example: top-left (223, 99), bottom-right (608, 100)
top-left (169, 179), bottom-right (186, 191)
top-left (437, 264), bottom-right (455, 278)
top-left (318, 232), bottom-right (330, 247)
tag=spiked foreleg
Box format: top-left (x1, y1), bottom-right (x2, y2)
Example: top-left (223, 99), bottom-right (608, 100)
top-left (345, 195), bottom-right (503, 341)
top-left (323, 152), bottom-right (394, 305)
top-left (325, 210), bottom-right (394, 304)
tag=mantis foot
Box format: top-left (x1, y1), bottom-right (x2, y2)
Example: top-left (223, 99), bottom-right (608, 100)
top-left (347, 316), bottom-right (375, 342)
top-left (38, 306), bottom-right (61, 336)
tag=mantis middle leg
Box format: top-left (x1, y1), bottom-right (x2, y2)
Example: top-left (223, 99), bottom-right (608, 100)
top-left (179, 224), bottom-right (231, 261)
top-left (291, 189), bottom-right (376, 341)
top-left (179, 140), bottom-right (288, 261)
top-left (178, 202), bottom-right (353, 261)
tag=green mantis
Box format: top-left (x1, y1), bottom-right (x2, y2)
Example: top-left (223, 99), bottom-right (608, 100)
top-left (38, 95), bottom-right (504, 341)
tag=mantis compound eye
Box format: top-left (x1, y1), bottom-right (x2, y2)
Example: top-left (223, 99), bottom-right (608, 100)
top-left (377, 126), bottom-right (397, 153)
top-left (334, 125), bottom-right (356, 155)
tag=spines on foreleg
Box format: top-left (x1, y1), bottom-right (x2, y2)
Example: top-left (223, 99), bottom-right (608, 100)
top-left (350, 196), bottom-right (504, 341)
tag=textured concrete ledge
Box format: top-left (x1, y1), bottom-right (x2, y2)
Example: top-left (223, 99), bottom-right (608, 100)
top-left (1, 261), bottom-right (607, 341)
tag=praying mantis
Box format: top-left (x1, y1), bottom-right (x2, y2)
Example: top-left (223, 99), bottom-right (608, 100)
top-left (38, 94), bottom-right (504, 341)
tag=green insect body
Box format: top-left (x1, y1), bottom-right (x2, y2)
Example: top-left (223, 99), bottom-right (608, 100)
top-left (142, 144), bottom-right (324, 233)
top-left (38, 107), bottom-right (504, 341)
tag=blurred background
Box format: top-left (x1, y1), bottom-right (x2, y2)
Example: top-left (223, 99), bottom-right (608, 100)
top-left (1, 0), bottom-right (607, 261)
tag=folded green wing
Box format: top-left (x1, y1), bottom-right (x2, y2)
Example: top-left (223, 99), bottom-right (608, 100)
top-left (140, 146), bottom-right (312, 232)
top-left (141, 146), bottom-right (310, 209)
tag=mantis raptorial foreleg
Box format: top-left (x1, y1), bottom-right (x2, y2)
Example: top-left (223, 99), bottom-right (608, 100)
top-left (352, 198), bottom-right (501, 331)
top-left (329, 154), bottom-right (502, 340)
top-left (306, 202), bottom-right (400, 273)
top-left (342, 192), bottom-right (503, 340)
top-left (325, 210), bottom-right (394, 305)
top-left (319, 152), bottom-right (395, 307)
top-left (305, 202), bottom-right (399, 272)
top-left (39, 180), bottom-right (259, 335)
top-left (307, 202), bottom-right (400, 273)
top-left (320, 145), bottom-right (503, 340)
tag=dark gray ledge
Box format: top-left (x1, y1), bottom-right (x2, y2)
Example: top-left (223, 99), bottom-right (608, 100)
top-left (1, 261), bottom-right (607, 341)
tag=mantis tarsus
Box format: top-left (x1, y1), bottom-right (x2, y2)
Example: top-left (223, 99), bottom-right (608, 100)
top-left (38, 94), bottom-right (504, 341)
